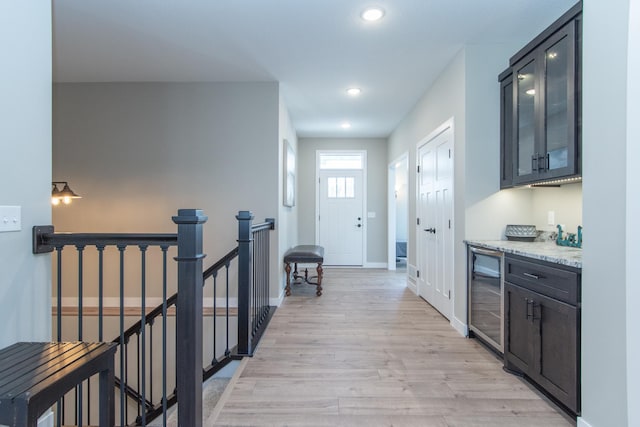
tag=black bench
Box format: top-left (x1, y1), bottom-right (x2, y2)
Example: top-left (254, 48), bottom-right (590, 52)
top-left (284, 245), bottom-right (324, 296)
top-left (0, 341), bottom-right (117, 427)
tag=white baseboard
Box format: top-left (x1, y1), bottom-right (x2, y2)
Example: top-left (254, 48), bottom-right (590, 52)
top-left (270, 291), bottom-right (284, 307)
top-left (364, 262), bottom-right (387, 268)
top-left (577, 418), bottom-right (593, 427)
top-left (451, 315), bottom-right (468, 337)
top-left (406, 278), bottom-right (417, 295)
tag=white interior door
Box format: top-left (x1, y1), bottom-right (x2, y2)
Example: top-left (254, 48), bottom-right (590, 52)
top-left (318, 170), bottom-right (364, 265)
top-left (417, 123), bottom-right (454, 319)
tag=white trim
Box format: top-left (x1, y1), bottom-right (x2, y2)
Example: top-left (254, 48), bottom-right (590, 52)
top-left (315, 149), bottom-right (368, 266)
top-left (451, 315), bottom-right (468, 337)
top-left (55, 297), bottom-right (240, 308)
top-left (387, 152), bottom-right (409, 271)
top-left (364, 262), bottom-right (387, 269)
top-left (577, 418), bottom-right (593, 427)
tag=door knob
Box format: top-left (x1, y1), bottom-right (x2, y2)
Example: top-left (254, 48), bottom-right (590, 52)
top-left (424, 228), bottom-right (436, 234)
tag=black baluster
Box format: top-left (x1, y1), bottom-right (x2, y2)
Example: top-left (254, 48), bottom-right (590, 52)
top-left (139, 245), bottom-right (148, 425)
top-left (117, 244), bottom-right (126, 427)
top-left (161, 245), bottom-right (169, 427)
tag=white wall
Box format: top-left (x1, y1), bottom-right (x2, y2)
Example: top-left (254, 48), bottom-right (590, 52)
top-left (530, 183), bottom-right (582, 233)
top-left (297, 137), bottom-right (388, 265)
top-left (581, 0), bottom-right (630, 426)
top-left (53, 82), bottom-right (283, 299)
top-left (626, 2), bottom-right (639, 426)
top-left (0, 2), bottom-right (52, 348)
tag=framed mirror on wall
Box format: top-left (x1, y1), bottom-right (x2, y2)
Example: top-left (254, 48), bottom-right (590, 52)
top-left (284, 139), bottom-right (295, 207)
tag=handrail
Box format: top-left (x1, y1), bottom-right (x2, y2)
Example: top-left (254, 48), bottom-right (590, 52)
top-left (251, 218), bottom-right (276, 232)
top-left (33, 226), bottom-right (177, 254)
top-left (203, 247), bottom-right (239, 280)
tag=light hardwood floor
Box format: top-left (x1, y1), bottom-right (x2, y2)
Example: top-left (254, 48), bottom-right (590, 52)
top-left (212, 268), bottom-right (574, 427)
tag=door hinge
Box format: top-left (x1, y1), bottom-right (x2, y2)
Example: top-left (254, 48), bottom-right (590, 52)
top-left (417, 165), bottom-right (420, 173)
top-left (319, 178), bottom-right (321, 184)
top-left (448, 219), bottom-right (451, 229)
top-left (417, 218), bottom-right (420, 226)
top-left (417, 270), bottom-right (420, 278)
top-left (448, 290), bottom-right (451, 299)
top-left (448, 149), bottom-right (451, 158)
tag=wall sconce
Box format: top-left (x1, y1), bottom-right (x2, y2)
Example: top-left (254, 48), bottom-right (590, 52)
top-left (52, 181), bottom-right (81, 206)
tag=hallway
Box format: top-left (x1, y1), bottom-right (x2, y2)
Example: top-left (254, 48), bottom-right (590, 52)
top-left (211, 268), bottom-right (572, 426)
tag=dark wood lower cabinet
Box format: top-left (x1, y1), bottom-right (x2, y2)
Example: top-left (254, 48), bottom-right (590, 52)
top-left (504, 255), bottom-right (580, 415)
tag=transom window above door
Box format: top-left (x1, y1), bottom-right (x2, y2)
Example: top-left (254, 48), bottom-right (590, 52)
top-left (319, 153), bottom-right (364, 170)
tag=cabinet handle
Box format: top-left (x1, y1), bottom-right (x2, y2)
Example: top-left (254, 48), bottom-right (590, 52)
top-left (545, 153), bottom-right (550, 171)
top-left (531, 301), bottom-right (540, 321)
top-left (523, 272), bottom-right (540, 280)
top-left (525, 298), bottom-right (533, 320)
top-left (531, 154), bottom-right (538, 172)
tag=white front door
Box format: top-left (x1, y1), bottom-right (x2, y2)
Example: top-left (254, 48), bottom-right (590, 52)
top-left (417, 122), bottom-right (454, 319)
top-left (318, 169), bottom-right (364, 265)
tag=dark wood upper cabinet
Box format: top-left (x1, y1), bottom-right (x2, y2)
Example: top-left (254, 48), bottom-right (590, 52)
top-left (500, 2), bottom-right (582, 187)
top-left (499, 70), bottom-right (514, 189)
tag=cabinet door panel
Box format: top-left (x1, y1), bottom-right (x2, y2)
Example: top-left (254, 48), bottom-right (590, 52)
top-left (540, 22), bottom-right (577, 180)
top-left (514, 58), bottom-right (538, 182)
top-left (504, 283), bottom-right (534, 373)
top-left (500, 74), bottom-right (514, 188)
top-left (535, 293), bottom-right (579, 412)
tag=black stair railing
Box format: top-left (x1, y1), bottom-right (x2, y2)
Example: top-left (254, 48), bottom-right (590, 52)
top-left (33, 209), bottom-right (276, 427)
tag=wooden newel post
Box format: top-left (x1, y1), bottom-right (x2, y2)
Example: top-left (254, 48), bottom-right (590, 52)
top-left (236, 210), bottom-right (254, 356)
top-left (173, 209), bottom-right (207, 427)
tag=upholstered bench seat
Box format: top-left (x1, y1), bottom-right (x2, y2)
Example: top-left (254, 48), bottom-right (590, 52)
top-left (284, 245), bottom-right (324, 296)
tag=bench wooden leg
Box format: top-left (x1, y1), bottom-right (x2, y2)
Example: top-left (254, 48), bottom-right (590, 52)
top-left (285, 262), bottom-right (292, 296)
top-left (316, 262), bottom-right (323, 296)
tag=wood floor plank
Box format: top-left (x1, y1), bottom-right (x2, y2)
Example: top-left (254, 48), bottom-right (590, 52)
top-left (211, 268), bottom-right (573, 426)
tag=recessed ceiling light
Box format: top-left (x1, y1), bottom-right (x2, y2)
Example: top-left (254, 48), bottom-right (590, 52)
top-left (346, 87), bottom-right (362, 96)
top-left (341, 122), bottom-right (352, 129)
top-left (361, 7), bottom-right (385, 22)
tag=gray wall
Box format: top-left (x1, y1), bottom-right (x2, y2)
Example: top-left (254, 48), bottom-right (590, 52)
top-left (388, 50), bottom-right (466, 291)
top-left (297, 137), bottom-right (388, 265)
top-left (581, 0), bottom-right (632, 425)
top-left (0, 2), bottom-right (52, 348)
top-left (278, 94), bottom-right (298, 294)
top-left (53, 82), bottom-right (285, 300)
top-left (626, 1), bottom-right (639, 425)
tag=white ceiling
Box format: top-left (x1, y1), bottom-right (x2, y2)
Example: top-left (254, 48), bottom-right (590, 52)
top-left (52, 0), bottom-right (576, 138)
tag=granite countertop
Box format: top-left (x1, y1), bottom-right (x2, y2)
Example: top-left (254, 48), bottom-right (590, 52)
top-left (465, 240), bottom-right (582, 269)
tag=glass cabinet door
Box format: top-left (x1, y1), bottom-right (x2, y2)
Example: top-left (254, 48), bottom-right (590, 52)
top-left (542, 24), bottom-right (576, 177)
top-left (500, 73), bottom-right (513, 189)
top-left (515, 59), bottom-right (537, 180)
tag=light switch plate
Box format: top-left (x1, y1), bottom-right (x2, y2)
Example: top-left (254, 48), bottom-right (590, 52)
top-left (0, 206), bottom-right (21, 232)
top-left (547, 210), bottom-right (555, 225)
